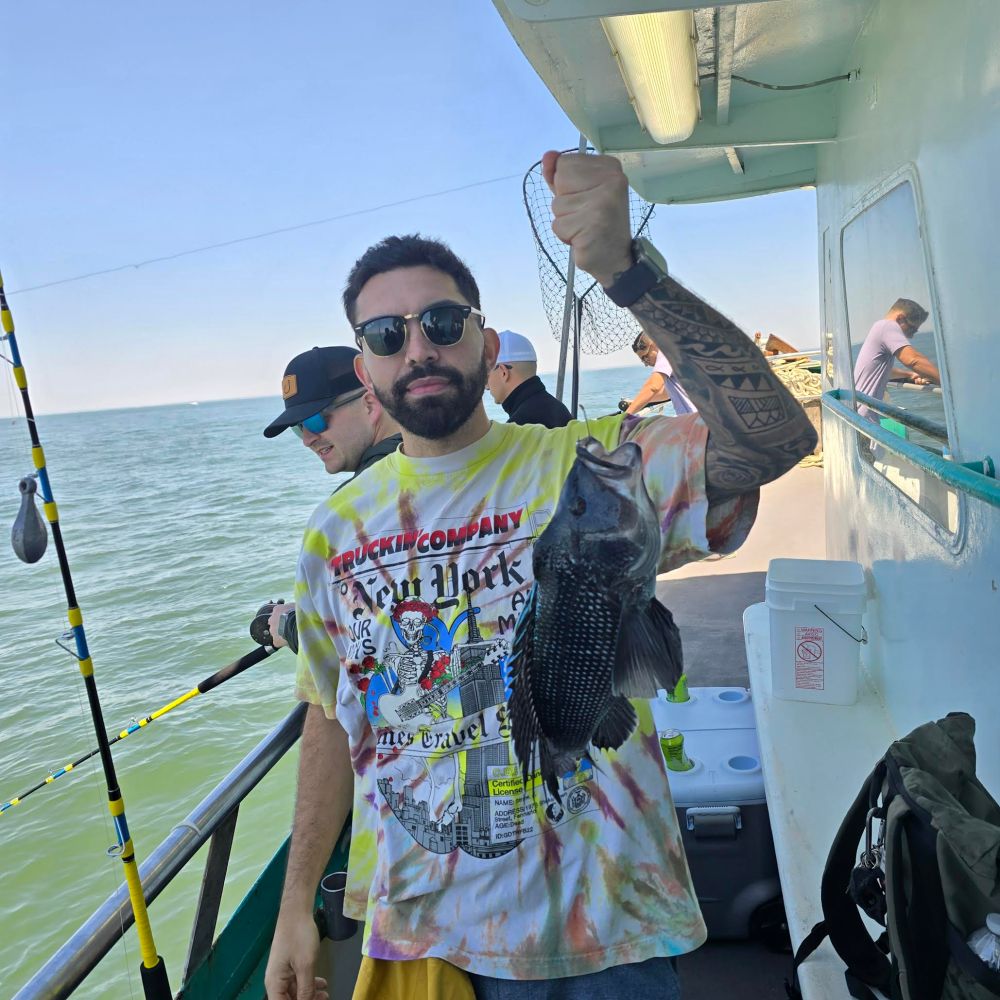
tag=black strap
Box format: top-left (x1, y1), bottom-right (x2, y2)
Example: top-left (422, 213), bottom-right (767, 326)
top-left (787, 760), bottom-right (893, 995)
top-left (819, 768), bottom-right (894, 992)
top-left (786, 921), bottom-right (831, 998)
top-left (787, 922), bottom-right (893, 1000)
top-left (602, 257), bottom-right (660, 307)
top-left (844, 971), bottom-right (885, 1000)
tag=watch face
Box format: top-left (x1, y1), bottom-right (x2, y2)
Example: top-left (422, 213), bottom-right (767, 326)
top-left (635, 237), bottom-right (668, 277)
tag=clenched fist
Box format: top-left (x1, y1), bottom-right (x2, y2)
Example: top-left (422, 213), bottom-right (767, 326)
top-left (541, 150), bottom-right (633, 288)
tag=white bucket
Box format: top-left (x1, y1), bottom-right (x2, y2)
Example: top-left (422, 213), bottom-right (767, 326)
top-left (765, 558), bottom-right (867, 705)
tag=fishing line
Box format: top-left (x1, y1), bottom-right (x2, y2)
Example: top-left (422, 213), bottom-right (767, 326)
top-left (2, 339), bottom-right (30, 453)
top-left (0, 269), bottom-right (172, 1000)
top-left (5, 171), bottom-right (523, 296)
top-left (1, 644), bottom-right (275, 815)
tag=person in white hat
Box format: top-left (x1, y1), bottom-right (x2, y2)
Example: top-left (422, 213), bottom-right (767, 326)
top-left (485, 329), bottom-right (573, 428)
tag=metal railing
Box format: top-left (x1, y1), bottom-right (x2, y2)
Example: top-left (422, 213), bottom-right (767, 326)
top-left (846, 388), bottom-right (949, 442)
top-left (822, 389), bottom-right (1000, 508)
top-left (13, 703), bottom-right (307, 1000)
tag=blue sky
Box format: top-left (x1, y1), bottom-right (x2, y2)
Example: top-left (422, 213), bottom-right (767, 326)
top-left (1, 2), bottom-right (819, 416)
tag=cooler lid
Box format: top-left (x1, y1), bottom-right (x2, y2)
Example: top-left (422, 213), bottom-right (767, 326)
top-left (663, 728), bottom-right (767, 806)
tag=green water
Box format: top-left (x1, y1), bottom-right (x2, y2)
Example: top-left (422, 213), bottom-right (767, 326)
top-left (0, 372), bottom-right (647, 997)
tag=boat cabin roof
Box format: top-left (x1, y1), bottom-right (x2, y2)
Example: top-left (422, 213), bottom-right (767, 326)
top-left (494, 0), bottom-right (873, 204)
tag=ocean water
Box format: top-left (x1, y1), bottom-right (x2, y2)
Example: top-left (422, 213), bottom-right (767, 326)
top-left (0, 367), bottom-right (657, 998)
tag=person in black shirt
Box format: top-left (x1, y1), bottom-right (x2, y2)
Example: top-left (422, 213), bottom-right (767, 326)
top-left (485, 329), bottom-right (573, 428)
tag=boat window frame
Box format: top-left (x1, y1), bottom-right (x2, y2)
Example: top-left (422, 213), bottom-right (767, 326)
top-left (835, 164), bottom-right (966, 550)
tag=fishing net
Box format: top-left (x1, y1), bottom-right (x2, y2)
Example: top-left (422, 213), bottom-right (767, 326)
top-left (522, 148), bottom-right (655, 356)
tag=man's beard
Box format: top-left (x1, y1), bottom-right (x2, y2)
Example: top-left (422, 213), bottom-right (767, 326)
top-left (373, 357), bottom-right (490, 440)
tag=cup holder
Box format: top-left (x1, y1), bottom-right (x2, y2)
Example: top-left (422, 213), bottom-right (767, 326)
top-left (726, 755), bottom-right (760, 773)
top-left (715, 689), bottom-right (750, 704)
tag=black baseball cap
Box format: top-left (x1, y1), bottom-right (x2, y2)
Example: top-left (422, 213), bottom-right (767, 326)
top-left (263, 346), bottom-right (364, 438)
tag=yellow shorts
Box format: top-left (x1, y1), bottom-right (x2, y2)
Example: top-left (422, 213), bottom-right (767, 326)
top-left (351, 956), bottom-right (475, 1000)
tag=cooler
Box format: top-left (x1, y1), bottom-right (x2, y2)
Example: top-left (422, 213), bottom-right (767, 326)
top-left (650, 686), bottom-right (782, 940)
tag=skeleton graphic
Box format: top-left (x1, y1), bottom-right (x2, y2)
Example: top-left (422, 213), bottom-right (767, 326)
top-left (380, 599), bottom-right (450, 719)
top-left (383, 600), bottom-right (436, 687)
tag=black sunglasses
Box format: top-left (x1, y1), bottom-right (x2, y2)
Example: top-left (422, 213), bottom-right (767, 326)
top-left (354, 303), bottom-right (485, 358)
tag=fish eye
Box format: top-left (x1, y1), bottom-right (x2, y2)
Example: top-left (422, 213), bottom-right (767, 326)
top-left (570, 497), bottom-right (587, 516)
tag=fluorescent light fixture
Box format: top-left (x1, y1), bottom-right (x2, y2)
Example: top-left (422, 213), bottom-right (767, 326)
top-left (602, 11), bottom-right (700, 145)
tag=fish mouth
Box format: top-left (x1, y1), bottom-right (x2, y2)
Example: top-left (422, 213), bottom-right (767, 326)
top-left (575, 437), bottom-right (640, 477)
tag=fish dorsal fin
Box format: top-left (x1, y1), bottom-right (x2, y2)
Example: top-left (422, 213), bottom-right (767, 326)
top-left (591, 695), bottom-right (637, 750)
top-left (508, 583), bottom-right (542, 787)
top-left (612, 597), bottom-right (684, 698)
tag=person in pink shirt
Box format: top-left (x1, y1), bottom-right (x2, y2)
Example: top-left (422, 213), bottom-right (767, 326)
top-left (626, 332), bottom-right (696, 415)
top-left (852, 299), bottom-right (940, 419)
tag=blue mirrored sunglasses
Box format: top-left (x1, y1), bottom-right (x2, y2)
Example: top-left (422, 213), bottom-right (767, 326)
top-left (290, 388), bottom-right (366, 438)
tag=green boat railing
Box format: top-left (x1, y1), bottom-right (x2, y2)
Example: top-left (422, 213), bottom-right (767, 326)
top-left (822, 389), bottom-right (999, 508)
top-left (12, 702), bottom-right (352, 1000)
top-left (847, 388), bottom-right (950, 442)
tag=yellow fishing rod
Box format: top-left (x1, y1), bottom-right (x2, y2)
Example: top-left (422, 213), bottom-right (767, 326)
top-left (0, 269), bottom-right (172, 1000)
top-left (1, 643), bottom-right (275, 815)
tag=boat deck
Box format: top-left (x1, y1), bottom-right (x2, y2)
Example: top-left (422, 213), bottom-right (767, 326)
top-left (658, 464), bottom-right (826, 689)
top-left (657, 464), bottom-right (826, 998)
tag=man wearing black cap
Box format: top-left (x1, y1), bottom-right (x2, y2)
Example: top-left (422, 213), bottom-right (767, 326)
top-left (262, 346), bottom-right (401, 651)
top-left (264, 345), bottom-right (402, 478)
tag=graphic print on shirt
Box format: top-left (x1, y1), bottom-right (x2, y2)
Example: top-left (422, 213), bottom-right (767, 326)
top-left (331, 502), bottom-right (597, 860)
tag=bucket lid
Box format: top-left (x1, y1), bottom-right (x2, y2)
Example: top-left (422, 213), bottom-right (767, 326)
top-left (766, 558), bottom-right (866, 594)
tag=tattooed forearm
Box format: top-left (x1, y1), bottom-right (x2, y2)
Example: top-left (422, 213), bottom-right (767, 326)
top-left (629, 276), bottom-right (817, 499)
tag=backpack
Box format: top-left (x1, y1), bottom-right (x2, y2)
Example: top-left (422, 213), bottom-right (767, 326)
top-left (788, 713), bottom-right (1000, 1000)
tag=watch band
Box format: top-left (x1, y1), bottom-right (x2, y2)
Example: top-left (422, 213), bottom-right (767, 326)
top-left (603, 260), bottom-right (659, 309)
top-left (278, 608), bottom-right (299, 655)
top-left (603, 239), bottom-right (665, 308)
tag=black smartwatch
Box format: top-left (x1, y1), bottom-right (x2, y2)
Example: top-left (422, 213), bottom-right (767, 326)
top-left (277, 607), bottom-right (299, 654)
top-left (602, 237), bottom-right (669, 308)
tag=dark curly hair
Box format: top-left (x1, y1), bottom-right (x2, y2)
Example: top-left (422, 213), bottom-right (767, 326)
top-left (342, 234), bottom-right (481, 325)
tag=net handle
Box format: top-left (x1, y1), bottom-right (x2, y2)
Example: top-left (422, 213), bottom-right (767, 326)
top-left (555, 134), bottom-right (589, 402)
top-left (521, 144), bottom-right (595, 297)
top-left (521, 145), bottom-right (657, 357)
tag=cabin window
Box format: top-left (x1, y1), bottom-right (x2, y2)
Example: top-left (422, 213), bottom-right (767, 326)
top-left (841, 179), bottom-right (957, 533)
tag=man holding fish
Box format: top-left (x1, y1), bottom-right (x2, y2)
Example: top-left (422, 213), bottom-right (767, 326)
top-left (266, 150), bottom-right (817, 1000)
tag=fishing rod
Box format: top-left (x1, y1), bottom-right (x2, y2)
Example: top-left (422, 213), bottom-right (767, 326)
top-left (0, 269), bottom-right (172, 1000)
top-left (1, 643), bottom-right (276, 816)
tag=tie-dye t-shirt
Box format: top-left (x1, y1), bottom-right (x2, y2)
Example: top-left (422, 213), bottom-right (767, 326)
top-left (294, 413), bottom-right (757, 980)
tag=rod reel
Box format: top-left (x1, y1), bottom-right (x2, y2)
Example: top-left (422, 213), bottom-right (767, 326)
top-left (249, 600), bottom-right (285, 648)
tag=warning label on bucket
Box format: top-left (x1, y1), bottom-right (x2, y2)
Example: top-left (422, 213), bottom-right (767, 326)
top-left (794, 626), bottom-right (825, 690)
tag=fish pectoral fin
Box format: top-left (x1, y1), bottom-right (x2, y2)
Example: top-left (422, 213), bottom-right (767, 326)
top-left (613, 597), bottom-right (684, 698)
top-left (591, 695), bottom-right (637, 750)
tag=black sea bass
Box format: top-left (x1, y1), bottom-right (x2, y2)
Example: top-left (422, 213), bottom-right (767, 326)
top-left (509, 436), bottom-right (684, 800)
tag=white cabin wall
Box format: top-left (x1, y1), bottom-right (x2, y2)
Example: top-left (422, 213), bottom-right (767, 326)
top-left (817, 0), bottom-right (1000, 783)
